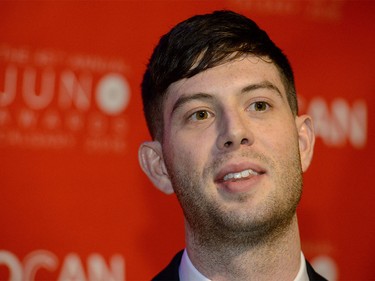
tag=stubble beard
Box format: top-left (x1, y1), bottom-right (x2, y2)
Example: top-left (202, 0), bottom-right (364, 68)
top-left (165, 148), bottom-right (303, 253)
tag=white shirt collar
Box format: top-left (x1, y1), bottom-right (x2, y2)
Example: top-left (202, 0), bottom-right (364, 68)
top-left (179, 249), bottom-right (210, 281)
top-left (179, 249), bottom-right (309, 281)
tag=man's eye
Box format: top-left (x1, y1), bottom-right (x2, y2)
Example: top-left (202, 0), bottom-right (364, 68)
top-left (190, 110), bottom-right (211, 121)
top-left (250, 101), bottom-right (270, 112)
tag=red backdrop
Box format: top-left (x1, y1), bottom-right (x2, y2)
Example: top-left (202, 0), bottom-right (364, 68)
top-left (0, 1), bottom-right (374, 280)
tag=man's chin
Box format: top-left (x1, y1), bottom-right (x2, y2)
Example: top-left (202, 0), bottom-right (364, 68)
top-left (203, 209), bottom-right (296, 243)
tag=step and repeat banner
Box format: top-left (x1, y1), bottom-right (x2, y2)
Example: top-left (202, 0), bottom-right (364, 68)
top-left (0, 1), bottom-right (374, 280)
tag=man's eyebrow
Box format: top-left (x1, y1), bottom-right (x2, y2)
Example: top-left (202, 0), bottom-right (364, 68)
top-left (241, 81), bottom-right (283, 98)
top-left (171, 93), bottom-right (213, 114)
top-left (171, 81), bottom-right (282, 114)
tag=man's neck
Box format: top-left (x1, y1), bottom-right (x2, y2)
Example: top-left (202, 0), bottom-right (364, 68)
top-left (185, 215), bottom-right (302, 281)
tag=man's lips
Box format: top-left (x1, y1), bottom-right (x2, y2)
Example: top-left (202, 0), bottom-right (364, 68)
top-left (215, 163), bottom-right (266, 183)
top-left (215, 163), bottom-right (266, 194)
top-left (222, 168), bottom-right (260, 181)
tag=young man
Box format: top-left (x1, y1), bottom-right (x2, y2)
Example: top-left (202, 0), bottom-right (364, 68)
top-left (138, 10), bottom-right (326, 281)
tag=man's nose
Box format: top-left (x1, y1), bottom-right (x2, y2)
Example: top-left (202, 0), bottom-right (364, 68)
top-left (216, 110), bottom-right (254, 150)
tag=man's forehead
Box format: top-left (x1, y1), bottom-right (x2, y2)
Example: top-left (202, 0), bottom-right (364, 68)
top-left (164, 56), bottom-right (286, 107)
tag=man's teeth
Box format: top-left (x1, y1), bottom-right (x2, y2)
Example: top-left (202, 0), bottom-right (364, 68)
top-left (223, 169), bottom-right (259, 181)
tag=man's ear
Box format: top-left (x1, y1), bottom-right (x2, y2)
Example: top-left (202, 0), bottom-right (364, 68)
top-left (138, 141), bottom-right (174, 194)
top-left (296, 115), bottom-right (315, 172)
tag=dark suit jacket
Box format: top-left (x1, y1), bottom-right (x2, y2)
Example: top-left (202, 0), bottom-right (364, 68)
top-left (152, 250), bottom-right (327, 281)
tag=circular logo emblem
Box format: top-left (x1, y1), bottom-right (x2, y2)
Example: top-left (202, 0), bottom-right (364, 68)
top-left (96, 73), bottom-right (130, 115)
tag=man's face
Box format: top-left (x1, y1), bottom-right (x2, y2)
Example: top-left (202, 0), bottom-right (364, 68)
top-left (159, 56), bottom-right (312, 244)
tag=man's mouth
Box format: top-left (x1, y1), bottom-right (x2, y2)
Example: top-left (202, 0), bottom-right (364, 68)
top-left (223, 169), bottom-right (260, 181)
top-left (215, 163), bottom-right (266, 193)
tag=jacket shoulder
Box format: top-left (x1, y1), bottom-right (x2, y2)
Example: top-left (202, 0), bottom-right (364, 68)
top-left (152, 250), bottom-right (184, 281)
top-left (306, 260), bottom-right (328, 281)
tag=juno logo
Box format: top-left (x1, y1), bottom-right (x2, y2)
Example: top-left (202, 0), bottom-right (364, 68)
top-left (0, 44), bottom-right (130, 153)
top-left (0, 66), bottom-right (130, 115)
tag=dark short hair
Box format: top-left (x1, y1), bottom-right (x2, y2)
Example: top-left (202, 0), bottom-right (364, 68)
top-left (142, 10), bottom-right (298, 140)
